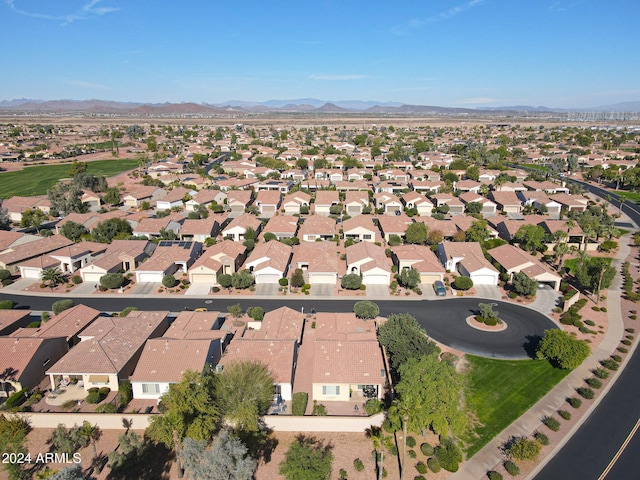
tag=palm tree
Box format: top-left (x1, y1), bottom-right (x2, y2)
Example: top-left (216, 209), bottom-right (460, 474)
top-left (79, 421), bottom-right (101, 466)
top-left (388, 400), bottom-right (410, 480)
top-left (366, 425), bottom-right (385, 480)
top-left (40, 267), bottom-right (64, 292)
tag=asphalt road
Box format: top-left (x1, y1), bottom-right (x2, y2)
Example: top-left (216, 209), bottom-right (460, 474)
top-left (0, 293), bottom-right (557, 359)
top-left (535, 336), bottom-right (640, 480)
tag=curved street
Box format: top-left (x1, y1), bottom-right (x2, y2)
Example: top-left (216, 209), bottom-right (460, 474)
top-left (0, 293), bottom-right (556, 359)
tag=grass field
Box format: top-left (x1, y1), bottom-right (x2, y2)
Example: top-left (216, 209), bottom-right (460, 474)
top-left (0, 159), bottom-right (137, 198)
top-left (564, 256), bottom-right (612, 275)
top-left (463, 355), bottom-right (569, 458)
top-left (612, 190), bottom-right (640, 203)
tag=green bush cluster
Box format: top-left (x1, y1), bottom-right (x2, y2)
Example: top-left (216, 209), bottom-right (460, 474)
top-left (420, 442), bottom-right (434, 456)
top-left (504, 460), bottom-right (520, 476)
top-left (0, 299), bottom-right (15, 309)
top-left (406, 436), bottom-right (416, 448)
top-left (592, 368), bottom-right (609, 379)
top-left (488, 471), bottom-right (503, 480)
top-left (534, 432), bottom-right (549, 445)
top-left (543, 416), bottom-right (561, 432)
top-left (622, 262), bottom-right (640, 301)
top-left (52, 299), bottom-right (74, 315)
top-left (586, 377), bottom-right (602, 389)
top-left (353, 458), bottom-right (364, 472)
top-left (558, 409), bottom-right (571, 420)
top-left (291, 392), bottom-right (308, 416)
top-left (427, 457), bottom-right (440, 473)
top-left (415, 461), bottom-right (427, 474)
top-left (601, 359), bottom-right (619, 371)
top-left (567, 397), bottom-right (582, 409)
top-left (435, 437), bottom-right (462, 472)
top-left (577, 387), bottom-right (594, 399)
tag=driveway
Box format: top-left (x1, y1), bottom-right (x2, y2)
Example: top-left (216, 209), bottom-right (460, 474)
top-left (184, 283), bottom-right (211, 296)
top-left (129, 282), bottom-right (161, 295)
top-left (310, 284), bottom-right (334, 297)
top-left (528, 286), bottom-right (562, 314)
top-left (254, 283), bottom-right (279, 296)
top-left (366, 284), bottom-right (389, 298)
top-left (71, 282), bottom-right (98, 294)
top-left (474, 284), bottom-right (503, 300)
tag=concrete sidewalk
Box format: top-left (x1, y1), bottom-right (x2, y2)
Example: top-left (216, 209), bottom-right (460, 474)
top-left (451, 236), bottom-right (631, 480)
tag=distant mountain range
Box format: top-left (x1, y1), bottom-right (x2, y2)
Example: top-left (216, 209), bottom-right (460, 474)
top-left (0, 98), bottom-right (638, 115)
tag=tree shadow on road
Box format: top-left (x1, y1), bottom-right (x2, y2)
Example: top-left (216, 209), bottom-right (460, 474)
top-left (523, 334), bottom-right (542, 359)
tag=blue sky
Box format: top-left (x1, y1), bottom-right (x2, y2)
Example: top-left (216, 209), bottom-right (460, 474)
top-left (2, 0), bottom-right (638, 108)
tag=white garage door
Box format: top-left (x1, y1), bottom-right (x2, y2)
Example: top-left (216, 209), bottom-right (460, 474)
top-left (363, 274), bottom-right (389, 285)
top-left (255, 273), bottom-right (280, 284)
top-left (310, 273), bottom-right (336, 284)
top-left (82, 272), bottom-right (104, 283)
top-left (21, 267), bottom-right (42, 279)
top-left (138, 272), bottom-right (162, 283)
top-left (420, 274), bottom-right (441, 284)
top-left (190, 273), bottom-right (214, 284)
top-left (471, 274), bottom-right (496, 285)
top-left (347, 206), bottom-right (361, 213)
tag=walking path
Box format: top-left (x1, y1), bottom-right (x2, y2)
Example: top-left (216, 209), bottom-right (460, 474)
top-left (451, 235), bottom-right (631, 480)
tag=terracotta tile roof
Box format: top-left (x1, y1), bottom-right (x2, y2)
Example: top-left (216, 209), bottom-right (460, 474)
top-left (263, 215), bottom-right (299, 235)
top-left (245, 240), bottom-right (292, 272)
top-left (31, 304), bottom-right (100, 341)
top-left (47, 311), bottom-right (168, 375)
top-left (0, 336), bottom-right (68, 383)
top-left (298, 215), bottom-right (336, 237)
top-left (291, 242), bottom-right (340, 274)
top-left (242, 306), bottom-right (304, 342)
top-left (0, 310), bottom-right (32, 335)
top-left (219, 339), bottom-right (296, 384)
top-left (342, 215), bottom-right (378, 233)
top-left (312, 340), bottom-right (385, 385)
top-left (391, 244), bottom-right (444, 273)
top-left (180, 217), bottom-right (219, 236)
top-left (163, 311), bottom-right (224, 339)
top-left (223, 213), bottom-right (262, 232)
top-left (315, 191), bottom-right (340, 205)
top-left (129, 339), bottom-right (217, 383)
top-left (313, 313), bottom-right (377, 341)
top-left (0, 235), bottom-right (74, 266)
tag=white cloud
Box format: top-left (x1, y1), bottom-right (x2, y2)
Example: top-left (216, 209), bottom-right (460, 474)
top-left (5, 0), bottom-right (119, 26)
top-left (392, 0), bottom-right (485, 35)
top-left (308, 74), bottom-right (369, 81)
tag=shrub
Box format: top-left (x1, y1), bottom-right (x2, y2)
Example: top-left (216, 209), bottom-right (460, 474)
top-left (585, 319), bottom-right (596, 326)
top-left (341, 274), bottom-right (362, 290)
top-left (0, 269), bottom-right (11, 281)
top-left (534, 431), bottom-right (549, 445)
top-left (353, 458), bottom-right (364, 472)
top-left (98, 387), bottom-right (111, 397)
top-left (427, 457), bottom-right (441, 473)
top-left (292, 392), bottom-right (308, 416)
top-left (162, 274), bottom-right (176, 288)
top-left (611, 354), bottom-right (622, 363)
top-left (406, 436), bottom-right (416, 448)
top-left (558, 409), bottom-right (571, 420)
top-left (247, 306), bottom-right (265, 321)
top-left (601, 359), bottom-right (619, 371)
top-left (0, 299), bottom-right (15, 309)
top-left (278, 277), bottom-right (288, 287)
top-left (567, 396), bottom-right (582, 409)
top-left (5, 389), bottom-right (27, 409)
top-left (435, 437), bottom-right (462, 472)
top-left (100, 273), bottom-right (125, 290)
top-left (230, 271), bottom-right (255, 289)
top-left (577, 387), bottom-right (594, 399)
top-left (508, 436), bottom-right (542, 462)
top-left (621, 339), bottom-right (632, 345)
top-left (41, 311), bottom-right (50, 323)
top-left (27, 321), bottom-right (41, 328)
top-left (353, 300), bottom-right (379, 319)
top-left (453, 276), bottom-right (473, 291)
top-left (95, 403), bottom-right (117, 413)
top-left (586, 377), bottom-right (602, 389)
top-left (420, 442), bottom-right (434, 457)
top-left (414, 477), bottom-right (426, 480)
top-left (618, 347), bottom-right (629, 353)
top-left (71, 275), bottom-right (83, 284)
top-left (488, 471), bottom-right (503, 480)
top-left (52, 299), bottom-right (74, 315)
top-left (117, 380), bottom-right (133, 410)
top-left (86, 392), bottom-right (101, 404)
top-left (408, 449), bottom-right (417, 459)
top-left (218, 273), bottom-right (232, 288)
top-left (364, 398), bottom-right (384, 415)
top-left (415, 461), bottom-right (427, 474)
top-left (592, 368), bottom-right (609, 379)
top-left (485, 316), bottom-right (498, 326)
top-left (504, 460), bottom-right (520, 476)
top-left (543, 416), bottom-right (561, 432)
top-left (536, 329), bottom-right (590, 370)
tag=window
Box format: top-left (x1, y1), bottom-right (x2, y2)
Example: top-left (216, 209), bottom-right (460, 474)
top-left (322, 385), bottom-right (340, 396)
top-left (141, 383), bottom-right (161, 394)
top-left (363, 234), bottom-right (372, 240)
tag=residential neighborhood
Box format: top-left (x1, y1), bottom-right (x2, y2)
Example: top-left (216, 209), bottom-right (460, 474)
top-left (0, 118), bottom-right (639, 480)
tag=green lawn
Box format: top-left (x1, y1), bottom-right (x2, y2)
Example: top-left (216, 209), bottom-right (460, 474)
top-left (463, 355), bottom-right (569, 458)
top-left (612, 190), bottom-right (640, 204)
top-left (564, 256), bottom-right (612, 275)
top-left (0, 159), bottom-right (138, 198)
